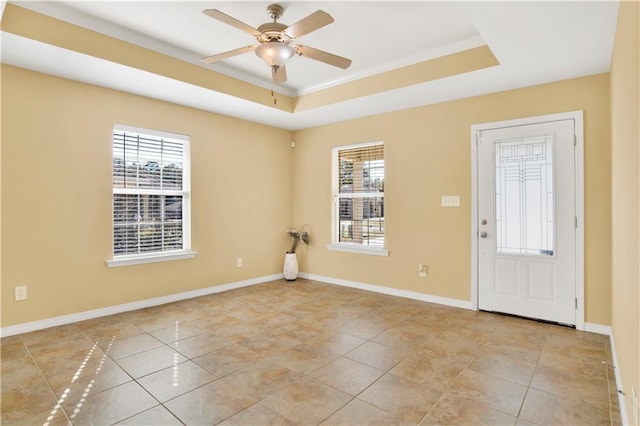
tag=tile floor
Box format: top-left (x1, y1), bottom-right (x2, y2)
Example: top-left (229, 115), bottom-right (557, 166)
top-left (1, 279), bottom-right (621, 425)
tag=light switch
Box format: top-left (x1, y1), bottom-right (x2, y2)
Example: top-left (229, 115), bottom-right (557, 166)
top-left (441, 195), bottom-right (460, 207)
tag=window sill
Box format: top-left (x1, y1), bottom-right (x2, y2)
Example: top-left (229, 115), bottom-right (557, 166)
top-left (327, 243), bottom-right (389, 257)
top-left (106, 251), bottom-right (197, 268)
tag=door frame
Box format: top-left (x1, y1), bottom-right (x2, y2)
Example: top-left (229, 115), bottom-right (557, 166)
top-left (470, 110), bottom-right (585, 330)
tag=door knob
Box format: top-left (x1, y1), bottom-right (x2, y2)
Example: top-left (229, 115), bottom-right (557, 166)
top-left (481, 219), bottom-right (488, 225)
top-left (480, 231), bottom-right (488, 238)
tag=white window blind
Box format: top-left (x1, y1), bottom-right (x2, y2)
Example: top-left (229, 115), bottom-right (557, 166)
top-left (112, 125), bottom-right (190, 258)
top-left (332, 142), bottom-right (385, 250)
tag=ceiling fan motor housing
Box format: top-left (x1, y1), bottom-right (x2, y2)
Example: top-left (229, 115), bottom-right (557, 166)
top-left (256, 22), bottom-right (290, 43)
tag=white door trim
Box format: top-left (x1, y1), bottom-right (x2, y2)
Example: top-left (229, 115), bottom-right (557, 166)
top-left (470, 110), bottom-right (585, 330)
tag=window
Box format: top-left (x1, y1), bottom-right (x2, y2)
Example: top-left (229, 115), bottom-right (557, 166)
top-left (107, 125), bottom-right (195, 267)
top-left (329, 141), bottom-right (387, 256)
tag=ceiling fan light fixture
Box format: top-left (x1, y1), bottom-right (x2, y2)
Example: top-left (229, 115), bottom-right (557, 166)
top-left (255, 42), bottom-right (295, 67)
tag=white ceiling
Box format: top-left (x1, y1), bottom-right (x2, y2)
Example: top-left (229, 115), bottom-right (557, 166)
top-left (1, 1), bottom-right (620, 130)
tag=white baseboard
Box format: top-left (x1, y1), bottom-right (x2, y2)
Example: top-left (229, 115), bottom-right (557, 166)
top-left (608, 329), bottom-right (629, 426)
top-left (0, 273), bottom-right (283, 338)
top-left (582, 323), bottom-right (629, 425)
top-left (298, 272), bottom-right (473, 310)
top-left (584, 322), bottom-right (612, 336)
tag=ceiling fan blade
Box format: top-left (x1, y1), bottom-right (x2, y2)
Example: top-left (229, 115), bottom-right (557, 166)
top-left (200, 45), bottom-right (256, 64)
top-left (284, 10), bottom-right (334, 39)
top-left (203, 9), bottom-right (261, 37)
top-left (272, 65), bottom-right (287, 84)
top-left (296, 45), bottom-right (352, 69)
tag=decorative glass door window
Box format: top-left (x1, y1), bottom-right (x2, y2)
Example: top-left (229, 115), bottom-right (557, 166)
top-left (494, 135), bottom-right (555, 256)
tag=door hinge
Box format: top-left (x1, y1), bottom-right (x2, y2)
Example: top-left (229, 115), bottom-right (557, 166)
top-left (575, 216), bottom-right (578, 228)
top-left (574, 134), bottom-right (577, 147)
top-left (575, 298), bottom-right (578, 309)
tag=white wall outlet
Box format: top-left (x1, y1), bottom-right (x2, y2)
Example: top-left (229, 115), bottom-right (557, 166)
top-left (14, 286), bottom-right (27, 301)
top-left (236, 258), bottom-right (243, 267)
top-left (419, 264), bottom-right (428, 277)
top-left (441, 195), bottom-right (460, 207)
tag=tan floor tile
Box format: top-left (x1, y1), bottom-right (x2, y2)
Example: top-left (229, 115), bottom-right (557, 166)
top-left (0, 279), bottom-right (616, 425)
top-left (309, 357), bottom-right (385, 396)
top-left (530, 364), bottom-right (609, 406)
top-left (267, 343), bottom-right (339, 375)
top-left (7, 408), bottom-right (69, 426)
top-left (164, 379), bottom-right (256, 424)
top-left (77, 315), bottom-right (145, 342)
top-left (1, 353), bottom-right (41, 382)
top-left (338, 318), bottom-right (392, 340)
top-left (20, 324), bottom-right (84, 348)
top-left (138, 360), bottom-right (217, 402)
top-left (467, 350), bottom-right (537, 386)
top-left (548, 323), bottom-right (609, 343)
top-left (116, 306), bottom-right (163, 322)
top-left (440, 327), bottom-right (493, 345)
top-left (237, 331), bottom-right (302, 357)
top-left (133, 314), bottom-right (186, 332)
top-left (116, 405), bottom-right (183, 425)
top-left (33, 342), bottom-right (110, 381)
top-left (209, 321), bottom-right (264, 343)
top-left (479, 337), bottom-right (543, 363)
top-left (262, 378), bottom-right (352, 424)
top-left (64, 381), bottom-right (157, 425)
top-left (321, 398), bottom-right (405, 426)
top-left (420, 335), bottom-right (484, 358)
top-left (149, 321), bottom-right (205, 343)
top-left (306, 331), bottom-right (366, 355)
top-left (391, 348), bottom-right (470, 392)
top-left (345, 340), bottom-right (410, 372)
top-left (273, 320), bottom-right (327, 342)
top-left (538, 347), bottom-right (608, 383)
top-left (1, 377), bottom-right (58, 425)
top-left (446, 314), bottom-right (505, 335)
top-left (358, 373), bottom-right (442, 423)
top-left (170, 331), bottom-right (233, 358)
top-left (219, 403), bottom-right (297, 425)
top-left (250, 311), bottom-right (299, 329)
top-left (1, 336), bottom-right (26, 361)
top-left (519, 388), bottom-right (610, 425)
top-left (48, 356), bottom-right (132, 397)
top-left (285, 302), bottom-right (325, 318)
top-left (395, 318), bottom-right (445, 337)
top-left (222, 358), bottom-right (300, 399)
top-left (104, 333), bottom-right (164, 359)
top-left (372, 327), bottom-right (432, 351)
top-left (193, 343), bottom-right (263, 376)
top-left (445, 369), bottom-right (528, 417)
top-left (543, 332), bottom-right (606, 360)
top-left (421, 391), bottom-right (517, 425)
top-left (116, 345), bottom-right (188, 378)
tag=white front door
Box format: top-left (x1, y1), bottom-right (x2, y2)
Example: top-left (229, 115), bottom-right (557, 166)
top-left (476, 118), bottom-right (577, 325)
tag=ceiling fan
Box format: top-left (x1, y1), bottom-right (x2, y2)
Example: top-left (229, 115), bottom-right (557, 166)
top-left (200, 3), bottom-right (352, 84)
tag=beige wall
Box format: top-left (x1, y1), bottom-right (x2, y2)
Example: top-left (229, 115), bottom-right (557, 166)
top-left (1, 64), bottom-right (613, 331)
top-left (292, 74), bottom-right (612, 325)
top-left (610, 1), bottom-right (640, 423)
top-left (1, 65), bottom-right (293, 327)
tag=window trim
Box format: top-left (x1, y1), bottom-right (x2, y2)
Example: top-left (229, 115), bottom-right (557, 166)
top-left (329, 140), bottom-right (388, 256)
top-left (107, 124), bottom-right (195, 267)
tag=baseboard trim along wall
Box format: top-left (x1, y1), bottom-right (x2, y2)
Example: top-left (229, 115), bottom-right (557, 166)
top-left (605, 326), bottom-right (629, 426)
top-left (298, 272), bottom-right (473, 310)
top-left (0, 273), bottom-right (283, 338)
